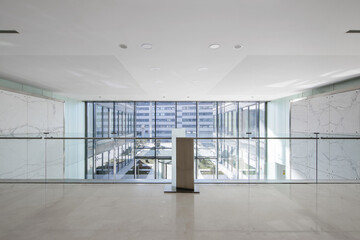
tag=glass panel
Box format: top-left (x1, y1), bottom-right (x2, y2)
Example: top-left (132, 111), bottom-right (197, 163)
top-left (103, 107), bottom-right (109, 138)
top-left (135, 159), bottom-right (155, 179)
top-left (94, 152), bottom-right (105, 179)
top-left (136, 102), bottom-right (155, 138)
top-left (197, 139), bottom-right (217, 158)
top-left (218, 139), bottom-right (238, 179)
top-left (177, 102), bottom-right (196, 137)
top-left (156, 139), bottom-right (172, 158)
top-left (238, 139), bottom-right (249, 180)
top-left (259, 102), bottom-right (265, 137)
top-left (86, 102), bottom-right (94, 179)
top-left (197, 158), bottom-right (216, 180)
top-left (242, 107), bottom-right (249, 136)
top-left (196, 139), bottom-right (217, 179)
top-left (95, 103), bottom-right (103, 137)
top-left (198, 102), bottom-right (217, 137)
top-left (126, 102), bottom-right (135, 136)
top-left (135, 139), bottom-right (155, 158)
top-left (249, 138), bottom-right (258, 180)
top-left (156, 102), bottom-right (175, 137)
top-left (116, 139), bottom-right (135, 180)
top-left (218, 102), bottom-right (238, 137)
top-left (249, 104), bottom-right (258, 136)
top-left (85, 101), bottom-right (267, 182)
top-left (289, 137), bottom-right (316, 182)
top-left (156, 159), bottom-right (172, 179)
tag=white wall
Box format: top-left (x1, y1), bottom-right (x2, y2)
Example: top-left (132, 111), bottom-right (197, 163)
top-left (290, 89), bottom-right (360, 180)
top-left (0, 88), bottom-right (64, 179)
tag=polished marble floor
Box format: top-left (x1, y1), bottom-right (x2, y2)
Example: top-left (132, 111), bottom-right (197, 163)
top-left (0, 184), bottom-right (360, 240)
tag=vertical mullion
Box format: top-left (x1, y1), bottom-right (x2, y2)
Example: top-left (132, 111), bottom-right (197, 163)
top-left (85, 102), bottom-right (88, 179)
top-left (256, 102), bottom-right (260, 180)
top-left (216, 102), bottom-right (219, 180)
top-left (133, 102), bottom-right (136, 179)
top-left (113, 102), bottom-right (115, 134)
top-left (265, 102), bottom-right (268, 180)
top-left (154, 102), bottom-right (157, 179)
top-left (92, 103), bottom-right (96, 178)
top-left (101, 106), bottom-right (104, 138)
top-left (236, 102), bottom-right (240, 180)
top-left (248, 106), bottom-right (250, 183)
top-left (195, 101), bottom-right (198, 180)
top-left (175, 102), bottom-right (177, 128)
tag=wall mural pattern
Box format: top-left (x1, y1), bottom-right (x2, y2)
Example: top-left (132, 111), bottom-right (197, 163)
top-left (0, 89), bottom-right (64, 179)
top-left (290, 89), bottom-right (360, 180)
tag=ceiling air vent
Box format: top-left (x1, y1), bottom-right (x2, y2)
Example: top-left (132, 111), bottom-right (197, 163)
top-left (346, 30), bottom-right (360, 33)
top-left (0, 30), bottom-right (19, 34)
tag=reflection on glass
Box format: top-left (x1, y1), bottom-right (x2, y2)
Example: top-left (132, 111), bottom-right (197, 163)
top-left (177, 102), bottom-right (196, 137)
top-left (135, 159), bottom-right (155, 179)
top-left (197, 158), bottom-right (216, 179)
top-left (157, 159), bottom-right (172, 179)
top-left (198, 102), bottom-right (217, 137)
top-left (156, 102), bottom-right (175, 137)
top-left (136, 102), bottom-right (155, 138)
top-left (218, 139), bottom-right (238, 179)
top-left (135, 139), bottom-right (155, 157)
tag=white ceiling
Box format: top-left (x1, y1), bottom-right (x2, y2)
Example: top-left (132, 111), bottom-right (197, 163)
top-left (0, 0), bottom-right (360, 101)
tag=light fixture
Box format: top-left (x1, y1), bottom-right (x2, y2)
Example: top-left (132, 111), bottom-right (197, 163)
top-left (234, 44), bottom-right (243, 49)
top-left (150, 67), bottom-right (161, 71)
top-left (0, 30), bottom-right (19, 34)
top-left (346, 30), bottom-right (360, 33)
top-left (198, 67), bottom-right (208, 71)
top-left (119, 44), bottom-right (127, 49)
top-left (141, 43), bottom-right (153, 49)
top-left (208, 44), bottom-right (220, 49)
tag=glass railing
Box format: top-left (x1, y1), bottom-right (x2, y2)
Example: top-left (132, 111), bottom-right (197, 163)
top-left (0, 133), bottom-right (359, 183)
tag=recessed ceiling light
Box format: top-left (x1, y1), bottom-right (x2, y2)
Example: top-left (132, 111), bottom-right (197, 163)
top-left (198, 67), bottom-right (208, 71)
top-left (119, 44), bottom-right (127, 49)
top-left (234, 44), bottom-right (243, 49)
top-left (0, 30), bottom-right (19, 34)
top-left (208, 44), bottom-right (220, 49)
top-left (150, 67), bottom-right (161, 71)
top-left (141, 43), bottom-right (153, 49)
top-left (346, 30), bottom-right (360, 33)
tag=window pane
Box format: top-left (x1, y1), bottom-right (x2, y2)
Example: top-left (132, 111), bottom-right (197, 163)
top-left (157, 159), bottom-right (172, 179)
top-left (198, 102), bottom-right (217, 137)
top-left (136, 102), bottom-right (155, 138)
top-left (95, 104), bottom-right (102, 137)
top-left (126, 102), bottom-right (135, 136)
top-left (218, 139), bottom-right (238, 179)
top-left (177, 102), bottom-right (196, 137)
top-left (218, 102), bottom-right (238, 137)
top-left (156, 102), bottom-right (175, 137)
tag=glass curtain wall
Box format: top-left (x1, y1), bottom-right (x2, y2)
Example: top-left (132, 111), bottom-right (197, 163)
top-left (86, 101), bottom-right (266, 181)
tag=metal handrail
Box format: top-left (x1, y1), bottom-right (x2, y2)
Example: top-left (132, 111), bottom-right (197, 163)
top-left (252, 137), bottom-right (318, 140)
top-left (44, 137), bottom-right (111, 140)
top-left (0, 137), bottom-right (43, 139)
top-left (1, 136), bottom-right (360, 140)
top-left (320, 137), bottom-right (360, 139)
